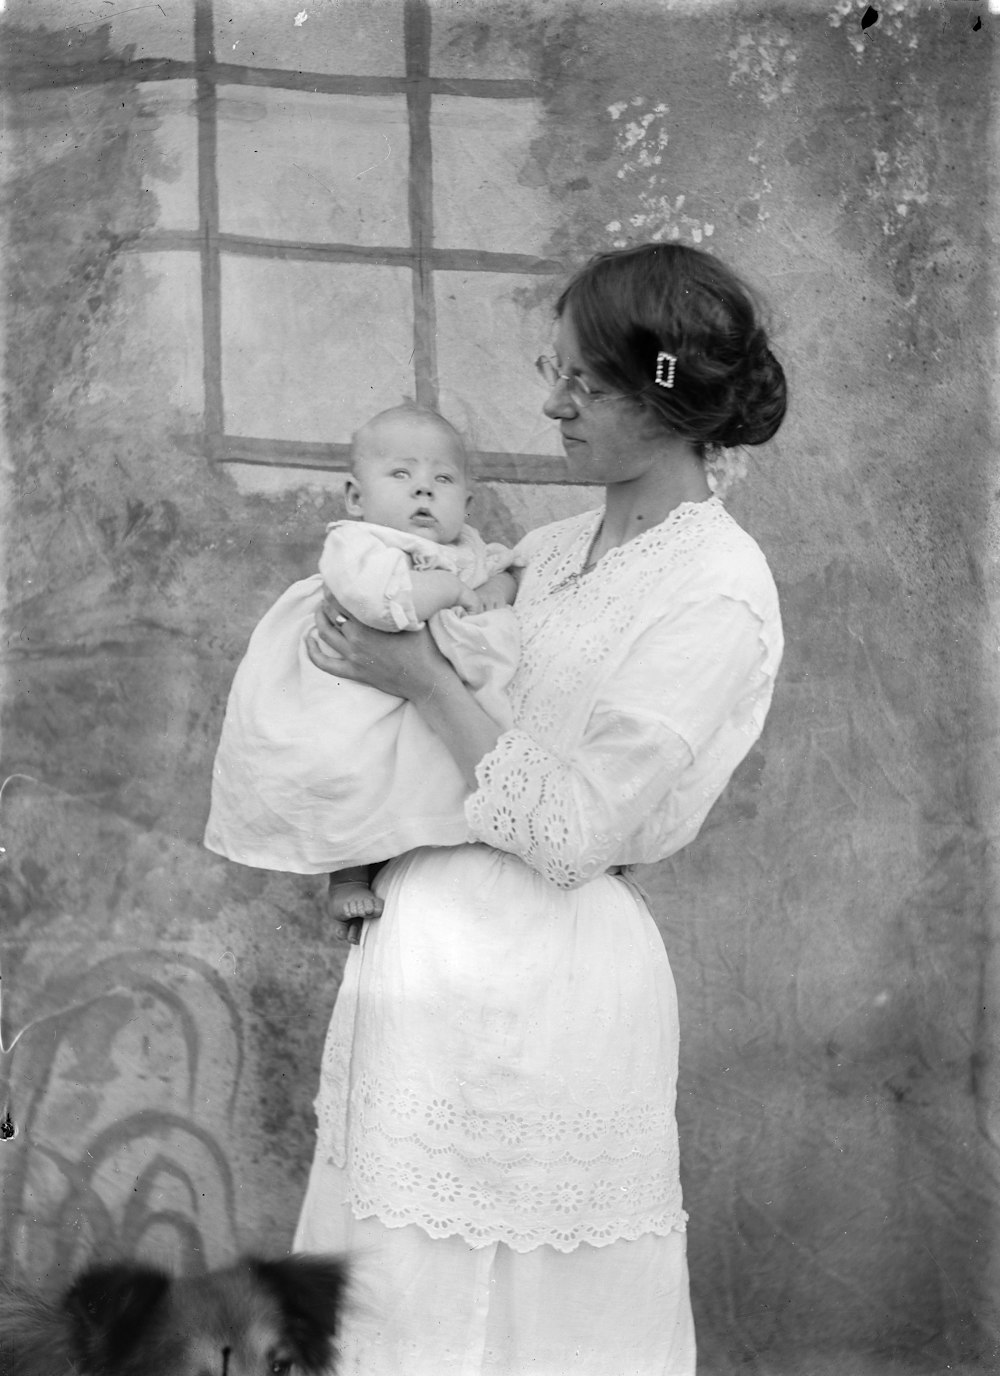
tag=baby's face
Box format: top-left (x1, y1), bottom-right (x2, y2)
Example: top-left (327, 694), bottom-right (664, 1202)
top-left (346, 415), bottom-right (471, 544)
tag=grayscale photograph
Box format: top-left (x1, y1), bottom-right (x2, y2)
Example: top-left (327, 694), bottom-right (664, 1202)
top-left (0, 2), bottom-right (995, 1372)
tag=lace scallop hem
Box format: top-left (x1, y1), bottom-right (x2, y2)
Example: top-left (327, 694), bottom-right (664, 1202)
top-left (344, 1193), bottom-right (688, 1255)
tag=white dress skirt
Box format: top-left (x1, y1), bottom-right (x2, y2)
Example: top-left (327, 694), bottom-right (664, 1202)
top-left (294, 843), bottom-right (696, 1376)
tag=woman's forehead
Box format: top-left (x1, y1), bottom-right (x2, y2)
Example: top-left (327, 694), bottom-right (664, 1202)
top-left (552, 309), bottom-right (583, 364)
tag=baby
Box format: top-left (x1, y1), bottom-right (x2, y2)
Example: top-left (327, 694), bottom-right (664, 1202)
top-left (204, 403), bottom-right (519, 928)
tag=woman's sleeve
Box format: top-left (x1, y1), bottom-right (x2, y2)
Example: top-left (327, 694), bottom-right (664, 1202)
top-left (318, 524), bottom-right (419, 631)
top-left (464, 593), bottom-right (774, 888)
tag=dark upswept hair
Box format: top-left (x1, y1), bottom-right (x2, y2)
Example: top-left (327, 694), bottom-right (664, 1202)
top-left (556, 243), bottom-right (787, 451)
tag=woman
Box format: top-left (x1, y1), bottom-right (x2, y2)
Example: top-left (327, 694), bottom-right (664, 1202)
top-left (295, 243), bottom-right (786, 1375)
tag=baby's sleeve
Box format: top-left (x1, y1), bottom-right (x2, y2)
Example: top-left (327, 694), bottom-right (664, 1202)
top-left (318, 523), bottom-right (420, 631)
top-left (482, 541), bottom-right (519, 578)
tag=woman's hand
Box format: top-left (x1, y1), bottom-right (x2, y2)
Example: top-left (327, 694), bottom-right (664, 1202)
top-left (308, 588), bottom-right (505, 788)
top-left (307, 590), bottom-right (449, 702)
top-left (454, 585), bottom-right (486, 616)
top-left (468, 571), bottom-right (518, 613)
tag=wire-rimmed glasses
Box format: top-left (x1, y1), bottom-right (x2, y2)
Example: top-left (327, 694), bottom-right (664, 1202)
top-left (535, 355), bottom-right (618, 409)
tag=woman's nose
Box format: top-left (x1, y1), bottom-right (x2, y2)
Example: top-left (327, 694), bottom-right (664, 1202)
top-left (543, 381), bottom-right (577, 421)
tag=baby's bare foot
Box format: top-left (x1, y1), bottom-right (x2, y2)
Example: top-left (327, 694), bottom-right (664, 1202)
top-left (329, 881), bottom-right (384, 924)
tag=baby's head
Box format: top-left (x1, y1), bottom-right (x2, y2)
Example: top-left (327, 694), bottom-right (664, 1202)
top-left (345, 403), bottom-right (472, 545)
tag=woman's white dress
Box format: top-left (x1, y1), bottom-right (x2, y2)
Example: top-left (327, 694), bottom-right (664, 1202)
top-left (294, 498), bottom-right (783, 1375)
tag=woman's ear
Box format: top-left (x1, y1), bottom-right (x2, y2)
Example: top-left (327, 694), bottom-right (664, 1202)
top-left (638, 402), bottom-right (676, 444)
top-left (344, 477), bottom-right (364, 518)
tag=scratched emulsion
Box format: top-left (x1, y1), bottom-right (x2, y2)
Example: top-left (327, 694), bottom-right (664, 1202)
top-left (1, 2), bottom-right (997, 1370)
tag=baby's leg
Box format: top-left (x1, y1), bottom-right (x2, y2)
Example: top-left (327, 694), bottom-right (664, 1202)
top-left (328, 864), bottom-right (384, 939)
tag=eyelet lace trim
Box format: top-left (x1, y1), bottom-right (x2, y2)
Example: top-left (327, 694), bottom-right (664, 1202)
top-left (323, 1069), bottom-right (687, 1253)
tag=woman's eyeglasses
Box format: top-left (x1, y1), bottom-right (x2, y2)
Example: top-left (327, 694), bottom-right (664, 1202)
top-left (535, 355), bottom-right (618, 408)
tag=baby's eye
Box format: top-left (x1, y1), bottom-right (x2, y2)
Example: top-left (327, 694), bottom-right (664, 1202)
top-left (391, 468), bottom-right (410, 478)
top-left (436, 474), bottom-right (455, 484)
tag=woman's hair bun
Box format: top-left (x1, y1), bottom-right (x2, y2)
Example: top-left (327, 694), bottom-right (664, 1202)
top-left (711, 335), bottom-right (787, 449)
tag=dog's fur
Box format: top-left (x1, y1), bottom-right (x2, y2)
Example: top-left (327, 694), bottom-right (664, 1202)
top-left (0, 1253), bottom-right (348, 1376)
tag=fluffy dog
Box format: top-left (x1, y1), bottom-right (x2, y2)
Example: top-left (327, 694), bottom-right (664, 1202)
top-left (0, 1252), bottom-right (348, 1376)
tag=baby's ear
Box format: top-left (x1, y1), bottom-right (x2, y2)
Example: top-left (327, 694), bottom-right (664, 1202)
top-left (343, 476), bottom-right (364, 517)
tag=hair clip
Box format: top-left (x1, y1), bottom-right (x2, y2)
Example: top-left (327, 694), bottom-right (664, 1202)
top-left (655, 351), bottom-right (677, 390)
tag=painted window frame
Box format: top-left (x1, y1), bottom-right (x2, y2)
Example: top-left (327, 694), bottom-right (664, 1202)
top-left (93, 0), bottom-right (572, 482)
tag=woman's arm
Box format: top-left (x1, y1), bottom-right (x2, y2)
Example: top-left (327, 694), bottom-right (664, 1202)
top-left (466, 594), bottom-right (776, 888)
top-left (307, 593), bottom-right (502, 785)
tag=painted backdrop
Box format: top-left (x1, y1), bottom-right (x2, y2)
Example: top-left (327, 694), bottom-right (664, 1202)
top-left (1, 2), bottom-right (997, 1372)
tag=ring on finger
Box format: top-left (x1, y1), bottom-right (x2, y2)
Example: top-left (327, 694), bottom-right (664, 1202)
top-left (333, 614), bottom-right (348, 627)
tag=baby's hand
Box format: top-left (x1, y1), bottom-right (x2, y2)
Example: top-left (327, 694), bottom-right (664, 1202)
top-left (472, 571), bottom-right (518, 612)
top-left (455, 585), bottom-right (486, 615)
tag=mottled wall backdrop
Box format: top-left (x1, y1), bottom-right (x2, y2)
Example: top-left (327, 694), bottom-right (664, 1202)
top-left (1, 2), bottom-right (996, 1373)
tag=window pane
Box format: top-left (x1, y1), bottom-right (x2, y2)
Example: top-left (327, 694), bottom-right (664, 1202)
top-left (213, 0), bottom-right (405, 76)
top-left (217, 89), bottom-right (411, 245)
top-left (142, 81), bottom-right (199, 233)
top-left (142, 252), bottom-right (204, 417)
top-left (33, 0), bottom-right (195, 59)
top-left (435, 271), bottom-right (562, 457)
top-left (221, 258), bottom-right (415, 443)
top-left (429, 15), bottom-right (536, 80)
top-left (431, 96), bottom-right (554, 256)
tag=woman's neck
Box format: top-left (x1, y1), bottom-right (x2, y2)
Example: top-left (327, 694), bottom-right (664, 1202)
top-left (595, 441), bottom-right (711, 558)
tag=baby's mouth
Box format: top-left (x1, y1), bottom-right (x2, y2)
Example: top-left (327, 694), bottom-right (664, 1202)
top-left (411, 509), bottom-right (436, 525)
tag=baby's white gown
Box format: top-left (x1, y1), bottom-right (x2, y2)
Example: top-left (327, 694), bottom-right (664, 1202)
top-left (205, 521), bottom-right (518, 874)
top-left (294, 499), bottom-right (784, 1376)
